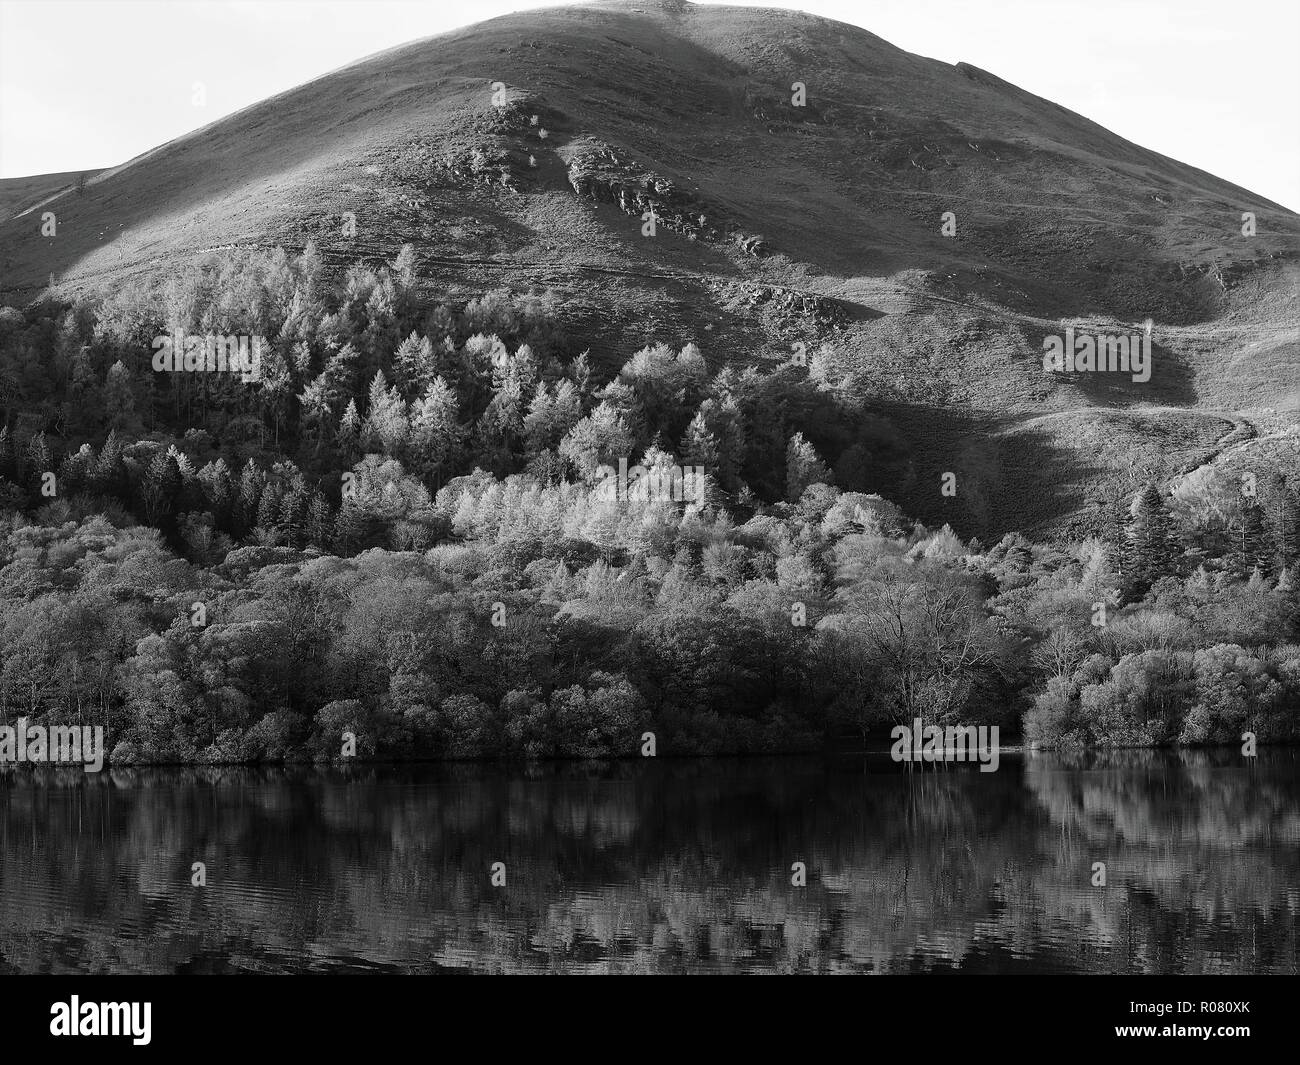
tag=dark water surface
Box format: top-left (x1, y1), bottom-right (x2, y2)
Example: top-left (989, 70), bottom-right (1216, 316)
top-left (1, 750), bottom-right (1297, 974)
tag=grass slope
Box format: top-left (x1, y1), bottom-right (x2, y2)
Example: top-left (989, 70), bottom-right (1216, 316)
top-left (1, 0), bottom-right (1296, 538)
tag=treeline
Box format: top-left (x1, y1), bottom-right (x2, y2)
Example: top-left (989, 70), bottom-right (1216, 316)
top-left (0, 244), bottom-right (1298, 761)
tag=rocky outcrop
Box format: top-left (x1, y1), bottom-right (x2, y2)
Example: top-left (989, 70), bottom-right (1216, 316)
top-left (711, 278), bottom-right (850, 333)
top-left (566, 139), bottom-right (772, 256)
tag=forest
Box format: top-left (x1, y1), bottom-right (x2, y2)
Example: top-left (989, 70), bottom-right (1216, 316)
top-left (0, 243), bottom-right (1297, 763)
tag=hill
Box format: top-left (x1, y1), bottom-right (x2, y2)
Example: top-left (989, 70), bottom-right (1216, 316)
top-left (2, 0), bottom-right (1296, 537)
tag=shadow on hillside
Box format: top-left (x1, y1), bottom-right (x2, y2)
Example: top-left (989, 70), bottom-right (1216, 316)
top-left (1067, 339), bottom-right (1197, 407)
top-left (855, 399), bottom-right (1111, 543)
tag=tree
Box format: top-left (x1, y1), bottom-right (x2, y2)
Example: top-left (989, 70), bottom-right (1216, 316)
top-left (394, 332), bottom-right (436, 398)
top-left (235, 459), bottom-right (265, 536)
top-left (785, 431), bottom-right (832, 503)
top-left (278, 479), bottom-right (312, 545)
top-left (523, 385), bottom-right (557, 456)
top-left (409, 376), bottom-right (464, 485)
top-left (256, 344), bottom-right (292, 445)
top-left (833, 571), bottom-right (997, 729)
top-left (338, 398), bottom-right (361, 456)
top-left (306, 490), bottom-right (334, 548)
top-left (558, 402), bottom-right (634, 481)
top-left (679, 409), bottom-right (720, 471)
top-left (103, 361), bottom-right (138, 432)
top-left (478, 373), bottom-right (524, 465)
top-left (568, 350), bottom-right (593, 398)
top-left (1264, 474), bottom-right (1299, 569)
top-left (197, 458), bottom-right (235, 527)
top-left (361, 370), bottom-right (409, 456)
top-left (391, 243), bottom-right (417, 289)
top-left (299, 343), bottom-right (358, 451)
top-left (1229, 500), bottom-right (1273, 577)
top-left (140, 449), bottom-right (181, 526)
top-left (1126, 483), bottom-right (1176, 592)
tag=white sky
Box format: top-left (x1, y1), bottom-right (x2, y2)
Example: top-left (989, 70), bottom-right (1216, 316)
top-left (1, 0), bottom-right (1297, 210)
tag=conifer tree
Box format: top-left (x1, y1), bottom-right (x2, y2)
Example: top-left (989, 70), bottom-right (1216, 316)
top-left (394, 332), bottom-right (436, 398)
top-left (1264, 474), bottom-right (1299, 569)
top-left (338, 399), bottom-right (361, 456)
top-left (523, 385), bottom-right (557, 456)
top-left (1229, 500), bottom-right (1273, 577)
top-left (410, 376), bottom-right (464, 485)
top-left (306, 490), bottom-right (334, 548)
top-left (362, 370), bottom-right (409, 456)
top-left (1125, 482), bottom-right (1176, 591)
top-left (785, 432), bottom-right (833, 503)
top-left (235, 459), bottom-right (265, 536)
top-left (140, 449), bottom-right (181, 526)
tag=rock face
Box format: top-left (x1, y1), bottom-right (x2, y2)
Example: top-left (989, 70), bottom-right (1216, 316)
top-left (565, 138), bottom-right (770, 255)
top-left (709, 278), bottom-right (851, 334)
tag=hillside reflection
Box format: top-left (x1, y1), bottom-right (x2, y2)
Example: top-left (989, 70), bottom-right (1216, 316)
top-left (1, 751), bottom-right (1296, 973)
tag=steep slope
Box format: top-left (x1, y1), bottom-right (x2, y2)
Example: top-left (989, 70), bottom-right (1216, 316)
top-left (0, 170), bottom-right (102, 221)
top-left (1, 0), bottom-right (1296, 537)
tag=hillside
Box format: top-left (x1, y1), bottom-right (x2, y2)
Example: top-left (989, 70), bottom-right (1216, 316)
top-left (2, 0), bottom-right (1296, 538)
top-left (0, 169), bottom-right (102, 221)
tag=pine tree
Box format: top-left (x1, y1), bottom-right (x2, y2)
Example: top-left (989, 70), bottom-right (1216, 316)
top-left (1126, 482), bottom-right (1176, 591)
top-left (785, 431), bottom-right (832, 503)
top-left (569, 350), bottom-right (593, 398)
top-left (338, 398), bottom-right (361, 456)
top-left (1230, 500), bottom-right (1273, 577)
top-left (306, 490), bottom-right (334, 548)
top-left (278, 479), bottom-right (312, 545)
top-left (297, 240), bottom-right (325, 302)
top-left (361, 370), bottom-right (409, 456)
top-left (391, 243), bottom-right (417, 289)
top-left (1265, 476), bottom-right (1299, 569)
top-left (299, 343), bottom-right (358, 450)
top-left (140, 449), bottom-right (181, 526)
top-left (551, 379), bottom-right (583, 441)
top-left (679, 409), bottom-right (721, 471)
top-left (197, 458), bottom-right (235, 527)
top-left (410, 376), bottom-right (464, 484)
top-left (256, 481), bottom-right (285, 539)
top-left (479, 374), bottom-right (524, 460)
top-left (103, 360), bottom-right (137, 432)
top-left (713, 396), bottom-right (746, 491)
top-left (558, 402), bottom-right (634, 481)
top-left (257, 344), bottom-right (292, 445)
top-left (290, 339), bottom-right (313, 379)
top-left (394, 332), bottom-right (436, 398)
top-left (91, 430), bottom-right (126, 497)
top-left (1106, 489), bottom-right (1133, 564)
top-left (523, 385), bottom-right (557, 456)
top-left (235, 459), bottom-right (265, 536)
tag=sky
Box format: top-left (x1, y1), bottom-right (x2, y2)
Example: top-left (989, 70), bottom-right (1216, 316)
top-left (1, 0), bottom-right (1297, 210)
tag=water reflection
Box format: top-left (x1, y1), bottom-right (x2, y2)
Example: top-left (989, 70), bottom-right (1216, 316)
top-left (1, 750), bottom-right (1297, 973)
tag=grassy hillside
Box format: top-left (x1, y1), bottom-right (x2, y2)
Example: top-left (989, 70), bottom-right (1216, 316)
top-left (1, 0), bottom-right (1296, 538)
top-left (0, 170), bottom-right (102, 221)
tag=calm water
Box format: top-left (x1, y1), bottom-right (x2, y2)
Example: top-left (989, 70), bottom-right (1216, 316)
top-left (1, 750), bottom-right (1297, 974)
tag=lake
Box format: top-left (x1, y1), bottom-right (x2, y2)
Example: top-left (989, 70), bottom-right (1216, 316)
top-left (1, 749), bottom-right (1297, 974)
